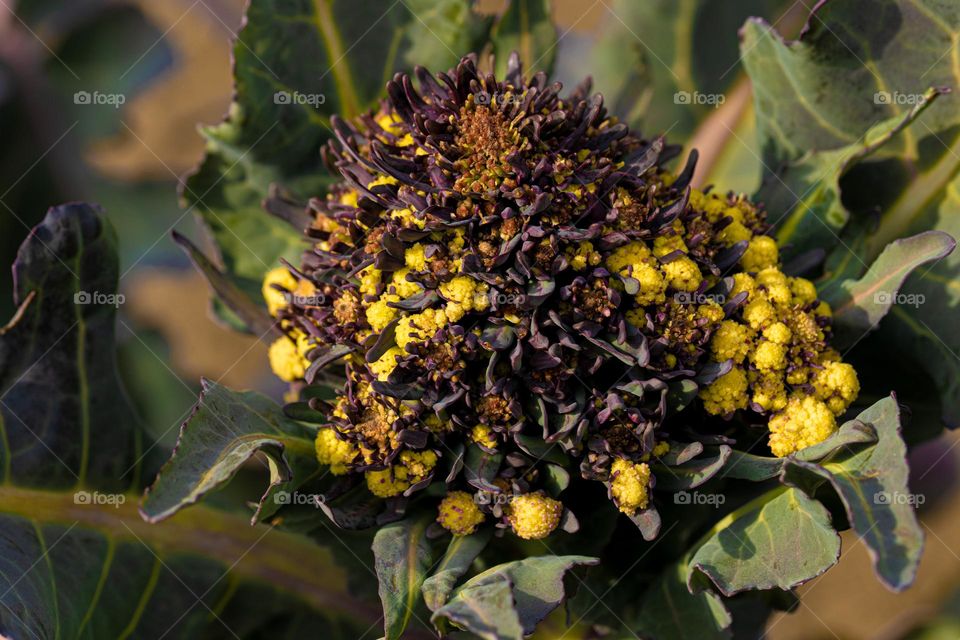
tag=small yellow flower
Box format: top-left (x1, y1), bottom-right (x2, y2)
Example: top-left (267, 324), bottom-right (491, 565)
top-left (740, 235), bottom-right (779, 272)
top-left (697, 301), bottom-right (725, 324)
top-left (470, 425), bottom-right (498, 449)
top-left (653, 234), bottom-right (687, 257)
top-left (338, 190), bottom-right (359, 207)
top-left (751, 340), bottom-right (787, 371)
top-left (396, 308), bottom-right (449, 348)
top-left (768, 395), bottom-right (837, 457)
top-left (730, 272), bottom-right (757, 300)
top-left (359, 266), bottom-right (382, 298)
top-left (661, 257), bottom-right (702, 292)
top-left (791, 277), bottom-right (818, 305)
top-left (756, 267), bottom-right (791, 306)
top-left (365, 296), bottom-right (400, 331)
top-left (701, 367), bottom-right (749, 415)
top-left (751, 373), bottom-right (787, 412)
top-left (437, 491), bottom-right (485, 535)
top-left (711, 320), bottom-right (754, 364)
top-left (717, 220), bottom-right (752, 245)
top-left (315, 428), bottom-right (358, 475)
top-left (507, 493), bottom-right (563, 540)
top-left (370, 346), bottom-right (403, 381)
top-left (439, 276), bottom-right (489, 321)
top-left (762, 322), bottom-right (792, 345)
top-left (605, 241), bottom-right (651, 272)
top-left (405, 243), bottom-right (427, 270)
top-left (262, 267), bottom-right (296, 316)
top-left (268, 334), bottom-right (309, 382)
top-left (633, 263), bottom-right (667, 305)
top-left (813, 361), bottom-right (860, 416)
top-left (365, 450), bottom-right (438, 498)
top-left (366, 467), bottom-right (410, 497)
top-left (399, 450), bottom-right (438, 480)
top-left (743, 298), bottom-right (777, 330)
top-left (389, 268), bottom-right (422, 298)
top-left (610, 458), bottom-right (652, 515)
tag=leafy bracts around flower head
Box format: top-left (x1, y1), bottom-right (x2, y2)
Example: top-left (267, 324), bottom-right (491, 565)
top-left (266, 53), bottom-right (861, 538)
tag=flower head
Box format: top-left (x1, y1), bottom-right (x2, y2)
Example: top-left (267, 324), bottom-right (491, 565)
top-left (437, 491), bottom-right (485, 535)
top-left (265, 53), bottom-right (860, 534)
top-left (507, 493), bottom-right (563, 540)
top-left (610, 458), bottom-right (652, 515)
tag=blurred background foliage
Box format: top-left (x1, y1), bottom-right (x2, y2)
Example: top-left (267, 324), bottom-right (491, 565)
top-left (0, 1), bottom-right (957, 637)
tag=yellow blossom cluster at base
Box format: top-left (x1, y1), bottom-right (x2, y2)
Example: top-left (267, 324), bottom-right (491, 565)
top-left (437, 491), bottom-right (486, 535)
top-left (365, 450), bottom-right (438, 497)
top-left (315, 428), bottom-right (359, 475)
top-left (506, 493), bottom-right (563, 540)
top-left (267, 332), bottom-right (311, 382)
top-left (610, 458), bottom-right (652, 515)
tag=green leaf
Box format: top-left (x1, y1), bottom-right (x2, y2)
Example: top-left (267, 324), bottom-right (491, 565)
top-left (140, 379), bottom-right (319, 524)
top-left (721, 419), bottom-right (876, 481)
top-left (435, 555), bottom-right (599, 637)
top-left (0, 489), bottom-right (377, 638)
top-left (740, 1), bottom-right (960, 426)
top-left (782, 396), bottom-right (924, 591)
top-left (491, 0), bottom-right (557, 77)
top-left (758, 91), bottom-right (944, 257)
top-left (635, 561), bottom-right (732, 640)
top-left (719, 451), bottom-right (783, 482)
top-left (184, 0), bottom-right (493, 330)
top-left (0, 204), bottom-right (376, 637)
top-left (422, 528), bottom-right (493, 612)
top-left (653, 445), bottom-right (732, 491)
top-left (401, 0), bottom-right (495, 71)
top-left (689, 487), bottom-right (840, 596)
top-left (432, 573), bottom-right (524, 640)
top-left (793, 419), bottom-right (878, 462)
top-left (373, 515), bottom-right (435, 639)
top-left (1, 203), bottom-right (143, 490)
top-left (821, 231), bottom-right (955, 347)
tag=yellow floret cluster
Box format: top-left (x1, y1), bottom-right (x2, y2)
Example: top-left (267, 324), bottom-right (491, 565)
top-left (698, 229), bottom-right (860, 456)
top-left (365, 450), bottom-right (438, 497)
top-left (437, 491), bottom-right (486, 535)
top-left (609, 458), bottom-right (652, 515)
top-left (768, 395), bottom-right (837, 457)
top-left (506, 493), bottom-right (564, 540)
top-left (315, 428), bottom-right (359, 475)
top-left (267, 332), bottom-right (311, 382)
top-left (262, 267), bottom-right (296, 317)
